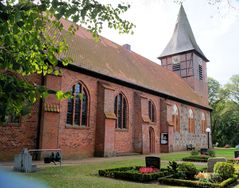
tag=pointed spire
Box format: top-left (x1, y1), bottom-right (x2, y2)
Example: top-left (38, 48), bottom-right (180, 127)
top-left (159, 5), bottom-right (209, 62)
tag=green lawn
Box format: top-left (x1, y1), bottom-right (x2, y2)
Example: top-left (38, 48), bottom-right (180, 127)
top-left (214, 147), bottom-right (237, 159)
top-left (23, 148), bottom-right (237, 188)
top-left (26, 160), bottom-right (176, 188)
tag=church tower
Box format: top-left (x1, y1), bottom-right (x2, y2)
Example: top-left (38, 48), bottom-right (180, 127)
top-left (158, 5), bottom-right (209, 102)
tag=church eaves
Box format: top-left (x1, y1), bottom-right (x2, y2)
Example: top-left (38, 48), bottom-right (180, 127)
top-left (57, 19), bottom-right (211, 110)
top-left (159, 5), bottom-right (209, 62)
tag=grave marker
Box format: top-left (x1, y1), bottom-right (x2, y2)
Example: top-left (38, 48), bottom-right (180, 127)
top-left (145, 156), bottom-right (160, 169)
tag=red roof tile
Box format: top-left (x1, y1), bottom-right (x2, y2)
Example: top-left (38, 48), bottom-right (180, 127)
top-left (60, 19), bottom-right (210, 109)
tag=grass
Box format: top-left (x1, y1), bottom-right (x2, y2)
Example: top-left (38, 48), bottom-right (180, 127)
top-left (22, 148), bottom-right (237, 188)
top-left (26, 160), bottom-right (176, 188)
top-left (214, 148), bottom-right (237, 159)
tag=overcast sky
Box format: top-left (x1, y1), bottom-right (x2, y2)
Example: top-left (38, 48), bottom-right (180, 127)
top-left (98, 0), bottom-right (239, 86)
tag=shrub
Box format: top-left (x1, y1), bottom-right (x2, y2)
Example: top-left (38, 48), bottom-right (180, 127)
top-left (208, 173), bottom-right (223, 183)
top-left (178, 162), bottom-right (198, 180)
top-left (99, 166), bottom-right (167, 182)
top-left (167, 161), bottom-right (178, 174)
top-left (158, 174), bottom-right (238, 188)
top-left (191, 150), bottom-right (199, 156)
top-left (208, 150), bottom-right (216, 157)
top-left (182, 155), bottom-right (209, 162)
top-left (214, 162), bottom-right (235, 180)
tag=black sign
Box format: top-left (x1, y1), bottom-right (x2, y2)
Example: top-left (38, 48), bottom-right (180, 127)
top-left (145, 156), bottom-right (160, 169)
top-left (160, 133), bottom-right (168, 145)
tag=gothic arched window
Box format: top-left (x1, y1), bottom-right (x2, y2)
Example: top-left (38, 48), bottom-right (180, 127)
top-left (148, 100), bottom-right (156, 122)
top-left (201, 112), bottom-right (206, 133)
top-left (188, 109), bottom-right (195, 133)
top-left (114, 93), bottom-right (128, 129)
top-left (66, 82), bottom-right (89, 127)
top-left (172, 104), bottom-right (180, 132)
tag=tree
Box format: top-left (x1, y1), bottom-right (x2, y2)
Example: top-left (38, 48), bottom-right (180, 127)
top-left (209, 75), bottom-right (239, 147)
top-left (0, 0), bottom-right (134, 122)
top-left (224, 75), bottom-right (239, 105)
top-left (208, 77), bottom-right (221, 106)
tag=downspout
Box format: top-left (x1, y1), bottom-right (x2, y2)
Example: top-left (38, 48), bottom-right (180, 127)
top-left (36, 74), bottom-right (45, 150)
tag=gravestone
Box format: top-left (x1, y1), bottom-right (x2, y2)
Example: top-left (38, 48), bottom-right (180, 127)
top-left (145, 156), bottom-right (160, 169)
top-left (14, 148), bottom-right (36, 173)
top-left (234, 151), bottom-right (239, 158)
top-left (207, 157), bottom-right (227, 172)
top-left (200, 148), bottom-right (208, 155)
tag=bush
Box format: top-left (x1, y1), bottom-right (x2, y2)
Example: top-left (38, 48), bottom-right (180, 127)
top-left (99, 166), bottom-right (167, 182)
top-left (214, 162), bottom-right (235, 180)
top-left (178, 162), bottom-right (198, 180)
top-left (167, 161), bottom-right (178, 174)
top-left (182, 155), bottom-right (209, 162)
top-left (208, 150), bottom-right (216, 157)
top-left (191, 150), bottom-right (199, 156)
top-left (158, 174), bottom-right (238, 188)
top-left (208, 173), bottom-right (223, 183)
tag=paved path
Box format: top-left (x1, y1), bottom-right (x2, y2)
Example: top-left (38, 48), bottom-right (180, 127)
top-left (0, 154), bottom-right (206, 169)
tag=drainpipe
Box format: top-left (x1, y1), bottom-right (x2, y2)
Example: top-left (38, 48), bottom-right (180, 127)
top-left (35, 74), bottom-right (45, 157)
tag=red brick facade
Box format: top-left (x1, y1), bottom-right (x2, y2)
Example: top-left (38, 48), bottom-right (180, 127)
top-left (0, 68), bottom-right (211, 160)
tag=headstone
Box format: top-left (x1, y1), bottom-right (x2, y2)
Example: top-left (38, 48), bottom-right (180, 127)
top-left (234, 151), bottom-right (239, 158)
top-left (207, 157), bottom-right (227, 172)
top-left (14, 148), bottom-right (36, 173)
top-left (145, 156), bottom-right (160, 169)
top-left (200, 148), bottom-right (208, 155)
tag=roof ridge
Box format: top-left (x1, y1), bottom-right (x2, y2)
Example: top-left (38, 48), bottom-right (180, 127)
top-left (59, 17), bottom-right (210, 109)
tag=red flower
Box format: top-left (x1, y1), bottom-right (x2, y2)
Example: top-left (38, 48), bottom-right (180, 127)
top-left (139, 167), bottom-right (159, 174)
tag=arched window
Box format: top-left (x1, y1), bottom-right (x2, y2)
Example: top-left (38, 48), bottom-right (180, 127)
top-left (66, 82), bottom-right (89, 127)
top-left (201, 112), bottom-right (206, 133)
top-left (148, 100), bottom-right (156, 122)
top-left (114, 93), bottom-right (127, 129)
top-left (172, 105), bottom-right (180, 132)
top-left (188, 109), bottom-right (195, 133)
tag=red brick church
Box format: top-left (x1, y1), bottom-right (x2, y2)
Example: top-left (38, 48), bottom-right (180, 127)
top-left (0, 5), bottom-right (211, 160)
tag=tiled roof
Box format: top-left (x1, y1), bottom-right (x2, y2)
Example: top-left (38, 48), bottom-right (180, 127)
top-left (59, 19), bottom-right (210, 109)
top-left (159, 5), bottom-right (209, 62)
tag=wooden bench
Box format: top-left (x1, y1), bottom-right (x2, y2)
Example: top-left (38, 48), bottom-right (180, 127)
top-left (29, 149), bottom-right (62, 166)
top-left (186, 144), bottom-right (195, 151)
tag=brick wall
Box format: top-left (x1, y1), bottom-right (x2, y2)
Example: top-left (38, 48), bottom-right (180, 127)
top-left (166, 100), bottom-right (210, 151)
top-left (0, 67), bottom-right (211, 160)
top-left (0, 74), bottom-right (42, 160)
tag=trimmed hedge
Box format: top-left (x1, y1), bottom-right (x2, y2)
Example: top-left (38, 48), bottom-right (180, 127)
top-left (99, 166), bottom-right (168, 182)
top-left (158, 174), bottom-right (238, 188)
top-left (182, 155), bottom-right (210, 162)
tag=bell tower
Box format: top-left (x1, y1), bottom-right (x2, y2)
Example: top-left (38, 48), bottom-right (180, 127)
top-left (158, 5), bottom-right (209, 102)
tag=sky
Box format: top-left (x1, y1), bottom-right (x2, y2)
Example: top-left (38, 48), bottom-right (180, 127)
top-left (98, 0), bottom-right (239, 86)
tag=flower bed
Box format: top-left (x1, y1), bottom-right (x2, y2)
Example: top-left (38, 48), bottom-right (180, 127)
top-left (98, 166), bottom-right (168, 182)
top-left (158, 174), bottom-right (237, 188)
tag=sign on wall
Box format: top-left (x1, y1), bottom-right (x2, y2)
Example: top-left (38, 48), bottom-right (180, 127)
top-left (160, 132), bottom-right (168, 144)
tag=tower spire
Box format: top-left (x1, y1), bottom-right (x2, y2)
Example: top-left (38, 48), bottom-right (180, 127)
top-left (159, 5), bottom-right (208, 62)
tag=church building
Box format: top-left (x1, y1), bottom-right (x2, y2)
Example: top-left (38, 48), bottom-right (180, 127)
top-left (0, 5), bottom-right (211, 160)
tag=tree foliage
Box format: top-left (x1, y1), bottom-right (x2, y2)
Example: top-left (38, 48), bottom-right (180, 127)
top-left (209, 75), bottom-right (239, 147)
top-left (0, 0), bottom-right (134, 122)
